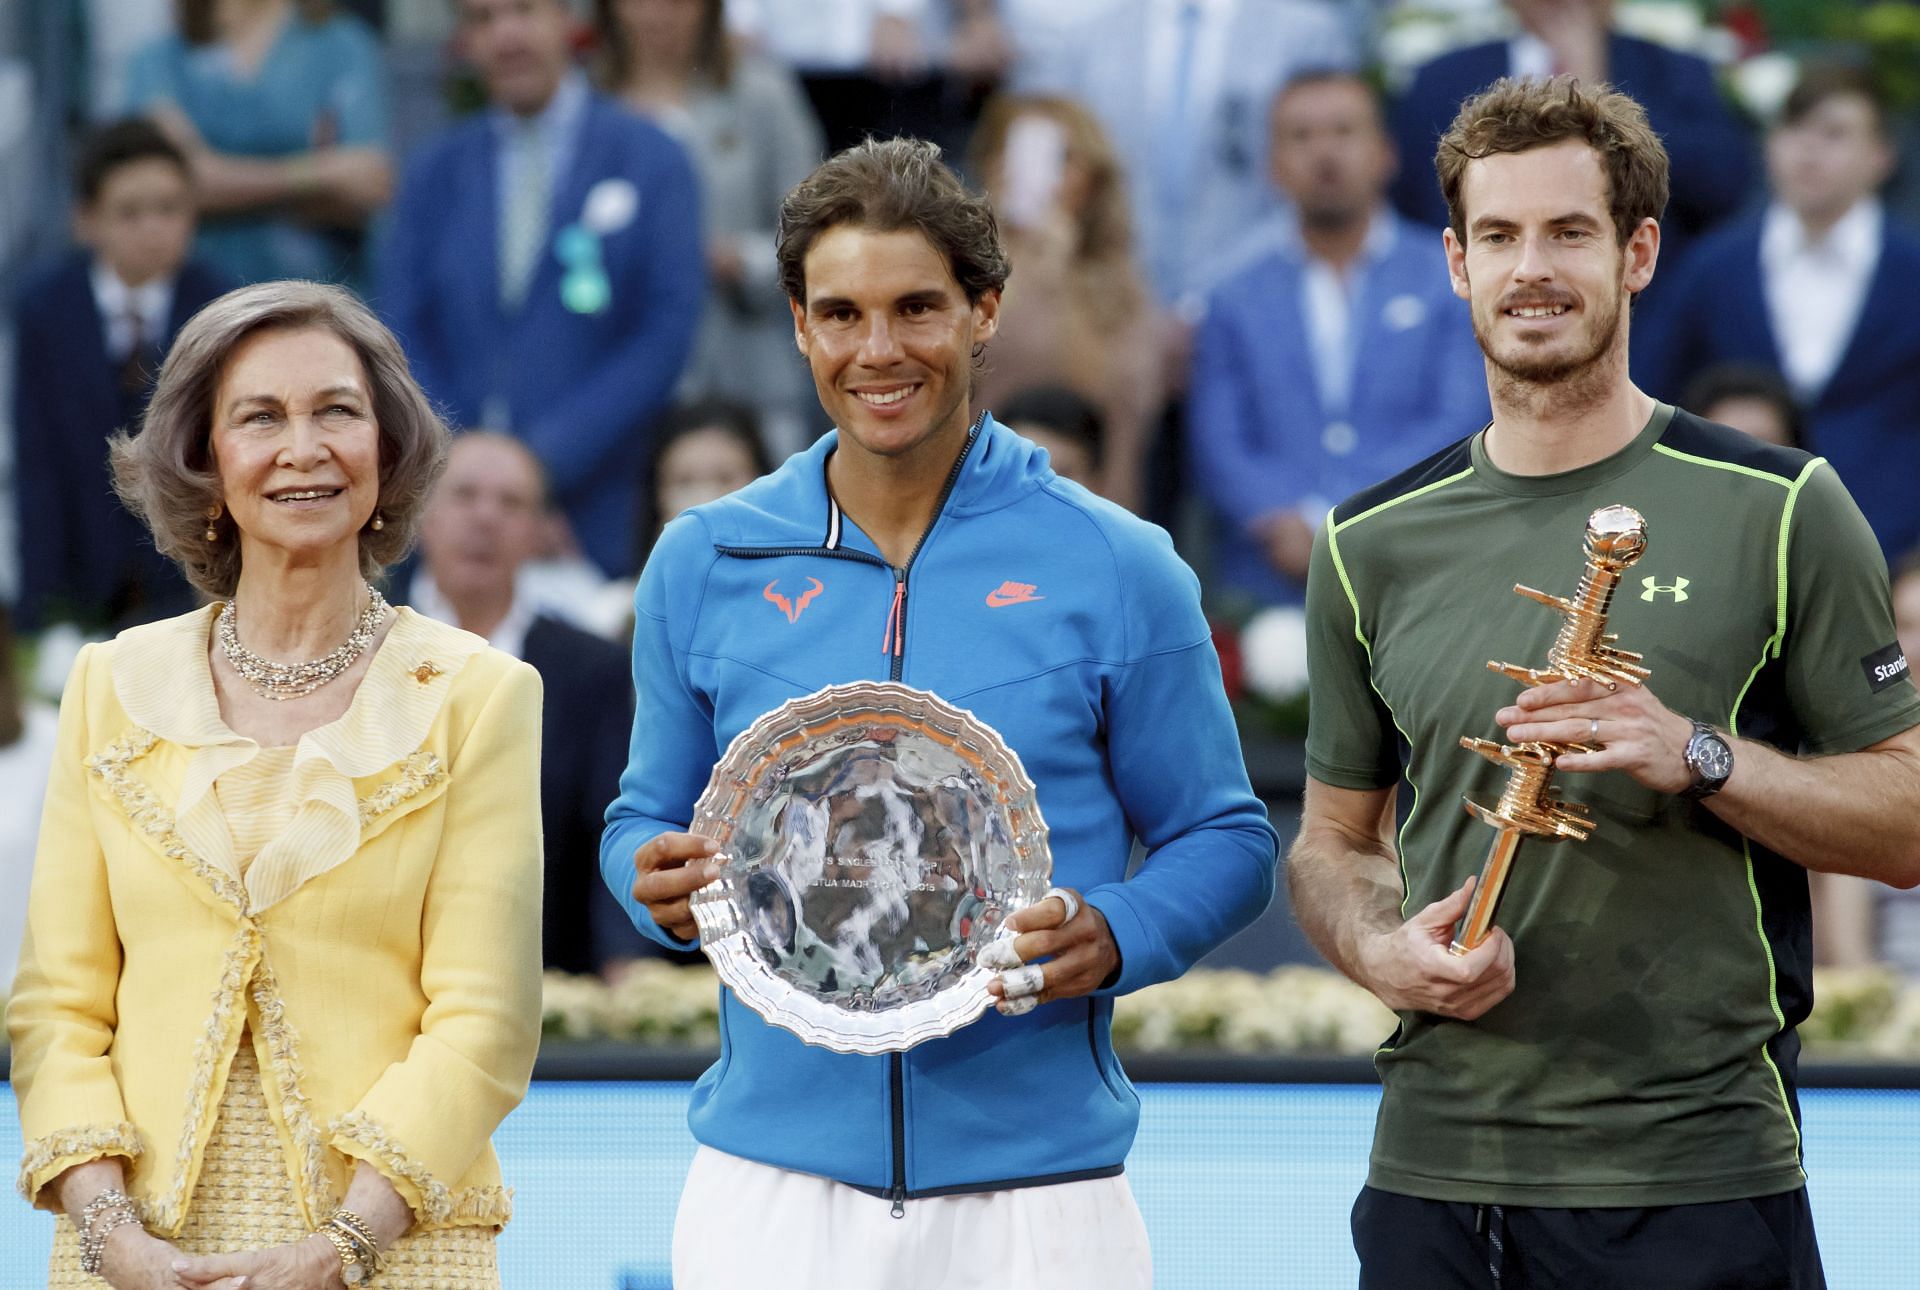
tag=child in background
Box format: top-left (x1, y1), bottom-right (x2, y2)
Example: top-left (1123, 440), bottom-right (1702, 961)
top-left (11, 118), bottom-right (231, 631)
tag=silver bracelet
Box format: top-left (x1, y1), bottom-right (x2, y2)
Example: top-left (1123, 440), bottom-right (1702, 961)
top-left (78, 1189), bottom-right (141, 1276)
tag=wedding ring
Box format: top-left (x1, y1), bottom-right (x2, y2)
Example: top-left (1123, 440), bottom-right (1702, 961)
top-left (1000, 964), bottom-right (1046, 999)
top-left (978, 937), bottom-right (1024, 970)
top-left (1045, 887), bottom-right (1081, 925)
top-left (1589, 718), bottom-right (1601, 743)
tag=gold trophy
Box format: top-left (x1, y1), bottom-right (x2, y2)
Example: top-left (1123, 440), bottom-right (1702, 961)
top-left (1449, 505), bottom-right (1650, 955)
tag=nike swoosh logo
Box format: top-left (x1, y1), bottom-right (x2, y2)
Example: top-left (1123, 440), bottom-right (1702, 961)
top-left (986, 582), bottom-right (1044, 608)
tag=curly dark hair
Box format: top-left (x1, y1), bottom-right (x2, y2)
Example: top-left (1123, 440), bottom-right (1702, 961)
top-left (1436, 75), bottom-right (1670, 249)
top-left (777, 137), bottom-right (1010, 305)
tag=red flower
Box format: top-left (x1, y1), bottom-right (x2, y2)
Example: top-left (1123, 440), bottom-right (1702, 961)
top-left (1210, 618), bottom-right (1245, 703)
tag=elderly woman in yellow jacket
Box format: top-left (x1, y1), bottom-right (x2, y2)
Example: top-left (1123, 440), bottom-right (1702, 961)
top-left (7, 280), bottom-right (543, 1289)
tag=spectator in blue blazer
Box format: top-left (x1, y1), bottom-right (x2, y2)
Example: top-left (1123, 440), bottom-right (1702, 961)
top-left (12, 119), bottom-right (231, 632)
top-left (1634, 65), bottom-right (1920, 559)
top-left (1189, 71), bottom-right (1488, 606)
top-left (1390, 0), bottom-right (1753, 264)
top-left (380, 0), bottom-right (706, 577)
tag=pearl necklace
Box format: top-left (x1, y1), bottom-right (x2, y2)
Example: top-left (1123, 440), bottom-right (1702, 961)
top-left (218, 588), bottom-right (388, 701)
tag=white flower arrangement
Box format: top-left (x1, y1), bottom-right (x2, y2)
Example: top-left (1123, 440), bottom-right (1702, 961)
top-left (533, 963), bottom-right (1920, 1059)
top-left (1110, 967), bottom-right (1398, 1055)
top-left (541, 961), bottom-right (725, 1046)
top-left (3, 959), bottom-right (1903, 1061)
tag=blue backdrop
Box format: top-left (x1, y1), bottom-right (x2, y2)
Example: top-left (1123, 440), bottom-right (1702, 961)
top-left (4, 1082), bottom-right (1915, 1287)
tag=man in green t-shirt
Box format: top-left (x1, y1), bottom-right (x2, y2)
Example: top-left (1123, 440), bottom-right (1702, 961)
top-left (1291, 75), bottom-right (1920, 1289)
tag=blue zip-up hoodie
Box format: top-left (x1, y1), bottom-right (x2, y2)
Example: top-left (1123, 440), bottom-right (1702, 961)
top-left (601, 415), bottom-right (1277, 1198)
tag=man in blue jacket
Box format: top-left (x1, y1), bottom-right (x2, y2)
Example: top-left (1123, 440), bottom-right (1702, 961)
top-left (379, 0), bottom-right (704, 576)
top-left (1634, 65), bottom-right (1920, 560)
top-left (1190, 70), bottom-right (1488, 606)
top-left (602, 138), bottom-right (1277, 1289)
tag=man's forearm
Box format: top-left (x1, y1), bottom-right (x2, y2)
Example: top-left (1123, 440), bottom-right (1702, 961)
top-left (1709, 731), bottom-right (1920, 888)
top-left (1286, 826), bottom-right (1405, 987)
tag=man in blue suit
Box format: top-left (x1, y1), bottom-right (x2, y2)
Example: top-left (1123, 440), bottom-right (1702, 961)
top-left (1390, 0), bottom-right (1752, 263)
top-left (1189, 71), bottom-right (1488, 605)
top-left (1634, 65), bottom-right (1920, 559)
top-left (380, 0), bottom-right (705, 577)
top-left (12, 119), bottom-right (230, 631)
top-left (1026, 0), bottom-right (1357, 312)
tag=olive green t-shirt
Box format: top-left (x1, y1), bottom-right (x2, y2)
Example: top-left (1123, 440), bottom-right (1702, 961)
top-left (1305, 404), bottom-right (1920, 1207)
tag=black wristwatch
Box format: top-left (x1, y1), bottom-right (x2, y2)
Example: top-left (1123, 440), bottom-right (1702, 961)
top-left (1680, 721), bottom-right (1734, 800)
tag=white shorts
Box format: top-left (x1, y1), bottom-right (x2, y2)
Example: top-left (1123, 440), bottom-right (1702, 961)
top-left (671, 1145), bottom-right (1154, 1290)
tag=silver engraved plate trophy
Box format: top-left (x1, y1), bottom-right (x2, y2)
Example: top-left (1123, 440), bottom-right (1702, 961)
top-left (688, 682), bottom-right (1052, 1054)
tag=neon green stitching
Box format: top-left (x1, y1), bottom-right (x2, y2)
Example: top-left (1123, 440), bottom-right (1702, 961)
top-left (1649, 443), bottom-right (1800, 487)
top-left (1333, 466), bottom-right (1476, 535)
top-left (1327, 516), bottom-right (1367, 651)
top-left (1723, 464), bottom-right (1821, 1167)
top-left (1770, 460), bottom-right (1823, 657)
top-left (1326, 466), bottom-right (1472, 1057)
top-left (1326, 521), bottom-right (1423, 928)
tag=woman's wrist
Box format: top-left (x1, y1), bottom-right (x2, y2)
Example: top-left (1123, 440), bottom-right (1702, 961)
top-left (303, 1229), bottom-right (352, 1288)
top-left (79, 1189), bottom-right (143, 1277)
top-left (97, 1223), bottom-right (158, 1285)
top-left (313, 1207), bottom-right (387, 1285)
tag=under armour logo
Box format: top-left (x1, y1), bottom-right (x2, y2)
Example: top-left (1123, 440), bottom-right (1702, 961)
top-left (1641, 576), bottom-right (1690, 602)
top-left (764, 577), bottom-right (824, 622)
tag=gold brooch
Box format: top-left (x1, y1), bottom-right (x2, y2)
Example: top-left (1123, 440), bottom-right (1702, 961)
top-left (413, 661), bottom-right (442, 684)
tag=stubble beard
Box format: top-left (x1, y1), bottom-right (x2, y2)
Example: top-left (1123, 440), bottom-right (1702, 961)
top-left (1475, 288), bottom-right (1625, 414)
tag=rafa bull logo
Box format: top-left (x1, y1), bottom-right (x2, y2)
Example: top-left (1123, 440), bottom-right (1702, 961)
top-left (764, 578), bottom-right (825, 623)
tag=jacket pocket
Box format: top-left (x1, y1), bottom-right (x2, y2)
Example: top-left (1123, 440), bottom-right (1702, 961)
top-left (1086, 999), bottom-right (1136, 1108)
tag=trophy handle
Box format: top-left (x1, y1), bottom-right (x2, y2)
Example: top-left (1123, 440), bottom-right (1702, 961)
top-left (1450, 828), bottom-right (1524, 955)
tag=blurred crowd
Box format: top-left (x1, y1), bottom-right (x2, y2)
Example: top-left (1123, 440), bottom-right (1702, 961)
top-left (4, 0), bottom-right (1920, 986)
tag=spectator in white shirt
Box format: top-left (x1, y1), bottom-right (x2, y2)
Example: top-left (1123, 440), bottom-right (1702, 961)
top-left (1635, 65), bottom-right (1920, 560)
top-left (1757, 75), bottom-right (1893, 404)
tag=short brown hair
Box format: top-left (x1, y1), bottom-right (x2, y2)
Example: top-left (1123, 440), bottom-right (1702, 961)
top-left (110, 281), bottom-right (450, 598)
top-left (1436, 76), bottom-right (1669, 249)
top-left (1779, 64), bottom-right (1890, 139)
top-left (76, 118), bottom-right (190, 205)
top-left (777, 137), bottom-right (1010, 305)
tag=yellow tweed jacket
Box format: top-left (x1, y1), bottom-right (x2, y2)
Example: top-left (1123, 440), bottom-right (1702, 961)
top-left (6, 605), bottom-right (544, 1235)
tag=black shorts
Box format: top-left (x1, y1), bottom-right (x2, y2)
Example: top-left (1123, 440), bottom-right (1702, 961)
top-left (1352, 1184), bottom-right (1826, 1290)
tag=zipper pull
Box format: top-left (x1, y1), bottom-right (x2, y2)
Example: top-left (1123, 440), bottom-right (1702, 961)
top-left (889, 1184), bottom-right (906, 1219)
top-left (880, 567), bottom-right (906, 658)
